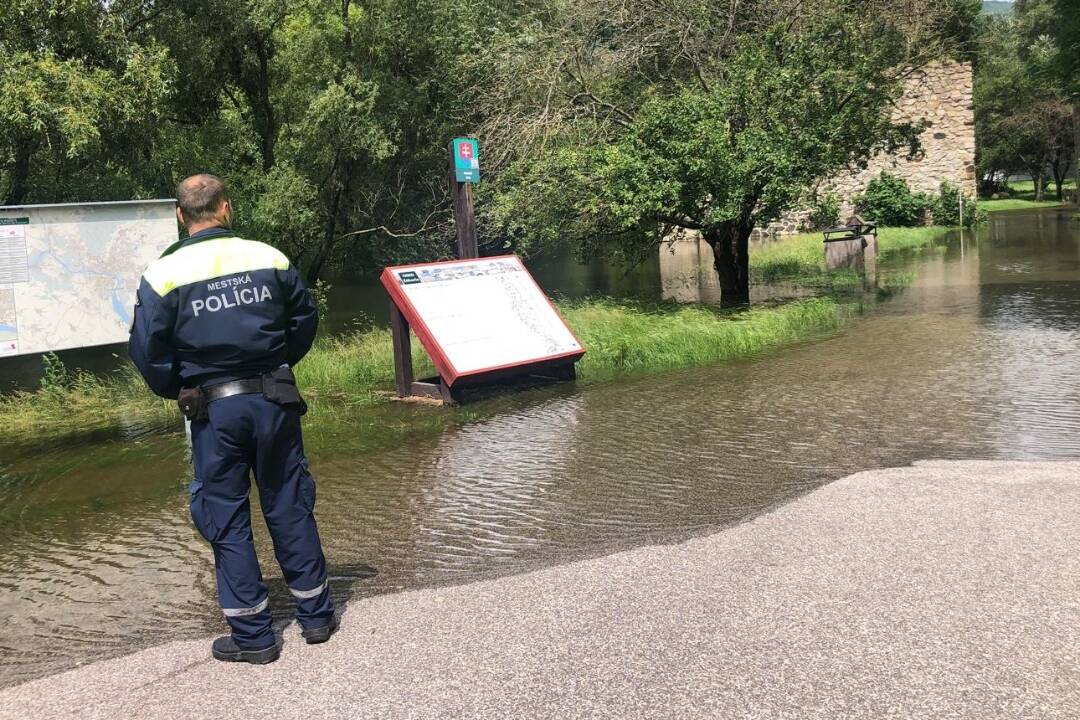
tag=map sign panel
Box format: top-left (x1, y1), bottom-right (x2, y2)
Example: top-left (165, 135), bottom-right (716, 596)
top-left (380, 256), bottom-right (584, 386)
top-left (0, 200), bottom-right (178, 357)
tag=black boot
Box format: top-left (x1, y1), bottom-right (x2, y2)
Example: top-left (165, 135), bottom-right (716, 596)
top-left (301, 615), bottom-right (339, 645)
top-left (211, 635), bottom-right (280, 664)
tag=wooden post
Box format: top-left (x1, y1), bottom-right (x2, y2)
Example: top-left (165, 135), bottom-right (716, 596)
top-left (824, 236), bottom-right (866, 271)
top-left (447, 139), bottom-right (478, 259)
top-left (387, 138), bottom-right (486, 405)
top-left (389, 301), bottom-right (413, 398)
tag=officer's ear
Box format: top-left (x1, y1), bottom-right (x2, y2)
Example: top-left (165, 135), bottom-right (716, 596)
top-left (221, 200), bottom-right (233, 229)
top-left (176, 206), bottom-right (186, 228)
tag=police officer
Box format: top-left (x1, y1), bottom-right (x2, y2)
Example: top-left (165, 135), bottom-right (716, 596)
top-left (129, 174), bottom-right (336, 665)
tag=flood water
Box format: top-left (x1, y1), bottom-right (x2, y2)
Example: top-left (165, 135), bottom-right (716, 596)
top-left (2, 208), bottom-right (1080, 686)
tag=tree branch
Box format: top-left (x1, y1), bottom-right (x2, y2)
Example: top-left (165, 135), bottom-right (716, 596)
top-left (335, 208), bottom-right (448, 241)
top-left (656, 212), bottom-right (703, 230)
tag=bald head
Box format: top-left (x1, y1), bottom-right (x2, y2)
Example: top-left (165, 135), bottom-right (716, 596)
top-left (176, 174), bottom-right (231, 232)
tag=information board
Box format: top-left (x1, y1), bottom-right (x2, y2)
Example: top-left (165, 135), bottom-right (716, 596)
top-left (380, 256), bottom-right (584, 386)
top-left (0, 200), bottom-right (178, 357)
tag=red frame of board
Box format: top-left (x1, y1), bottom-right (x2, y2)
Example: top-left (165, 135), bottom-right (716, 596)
top-left (380, 255), bottom-right (586, 387)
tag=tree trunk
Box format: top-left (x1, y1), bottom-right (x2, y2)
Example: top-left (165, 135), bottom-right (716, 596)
top-left (1052, 153), bottom-right (1065, 202)
top-left (252, 40), bottom-right (277, 172)
top-left (4, 143), bottom-right (31, 206)
top-left (306, 183), bottom-right (345, 285)
top-left (1035, 173), bottom-right (1046, 202)
top-left (704, 218), bottom-right (753, 308)
top-left (230, 36), bottom-right (278, 172)
top-left (307, 217), bottom-right (335, 286)
top-left (1074, 102), bottom-right (1080, 203)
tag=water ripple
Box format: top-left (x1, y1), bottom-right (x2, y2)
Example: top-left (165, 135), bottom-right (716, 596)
top-left (3, 211), bottom-right (1080, 686)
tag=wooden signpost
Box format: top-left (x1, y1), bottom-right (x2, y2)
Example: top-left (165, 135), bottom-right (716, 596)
top-left (385, 137), bottom-right (584, 405)
top-left (448, 137), bottom-right (479, 260)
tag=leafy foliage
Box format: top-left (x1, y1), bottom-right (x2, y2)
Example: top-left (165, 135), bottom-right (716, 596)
top-left (0, 0), bottom-right (497, 279)
top-left (806, 192), bottom-right (843, 231)
top-left (854, 173), bottom-right (931, 227)
top-left (39, 353), bottom-right (71, 393)
top-left (476, 0), bottom-right (978, 302)
top-left (0, 0), bottom-right (988, 293)
top-left (974, 0), bottom-right (1076, 200)
top-left (856, 176), bottom-right (981, 227)
top-left (0, 1), bottom-right (174, 204)
top-left (931, 181), bottom-right (982, 227)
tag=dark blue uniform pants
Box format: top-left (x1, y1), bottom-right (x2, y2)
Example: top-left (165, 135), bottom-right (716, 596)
top-left (189, 394), bottom-right (334, 649)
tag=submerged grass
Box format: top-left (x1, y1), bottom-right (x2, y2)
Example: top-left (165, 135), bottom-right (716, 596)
top-left (0, 298), bottom-right (854, 437)
top-left (0, 224), bottom-right (947, 439)
top-left (565, 297), bottom-right (851, 381)
top-left (0, 365), bottom-right (175, 437)
top-left (750, 225), bottom-right (948, 286)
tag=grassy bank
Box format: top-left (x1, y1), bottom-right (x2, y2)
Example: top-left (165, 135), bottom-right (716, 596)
top-left (751, 225), bottom-right (948, 285)
top-left (979, 198), bottom-right (1066, 212)
top-left (0, 298), bottom-right (856, 437)
top-left (979, 178), bottom-right (1075, 213)
top-left (0, 225), bottom-right (946, 438)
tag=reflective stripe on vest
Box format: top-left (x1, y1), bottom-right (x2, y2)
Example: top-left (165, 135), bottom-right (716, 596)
top-left (289, 580), bottom-right (327, 600)
top-left (142, 237), bottom-right (290, 296)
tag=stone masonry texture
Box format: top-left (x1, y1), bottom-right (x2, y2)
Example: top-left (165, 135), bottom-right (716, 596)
top-left (754, 61), bottom-right (976, 237)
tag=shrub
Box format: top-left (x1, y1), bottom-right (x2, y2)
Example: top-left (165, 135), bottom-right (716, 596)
top-left (310, 279), bottom-right (332, 320)
top-left (853, 172), bottom-right (930, 227)
top-left (40, 352), bottom-right (71, 392)
top-left (806, 191), bottom-right (842, 230)
top-left (931, 181), bottom-right (981, 227)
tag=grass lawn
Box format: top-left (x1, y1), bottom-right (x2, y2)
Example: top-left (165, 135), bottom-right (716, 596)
top-left (980, 178), bottom-right (1075, 213)
top-left (979, 198), bottom-right (1065, 212)
top-left (1004, 178), bottom-right (1075, 196)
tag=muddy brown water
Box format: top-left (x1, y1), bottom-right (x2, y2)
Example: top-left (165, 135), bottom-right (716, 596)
top-left (2, 208), bottom-right (1080, 686)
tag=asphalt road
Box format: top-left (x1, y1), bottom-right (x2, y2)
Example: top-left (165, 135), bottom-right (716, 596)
top-left (3, 460), bottom-right (1078, 719)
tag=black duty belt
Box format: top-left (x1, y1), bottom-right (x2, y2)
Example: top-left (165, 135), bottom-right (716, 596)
top-left (203, 377), bottom-right (265, 403)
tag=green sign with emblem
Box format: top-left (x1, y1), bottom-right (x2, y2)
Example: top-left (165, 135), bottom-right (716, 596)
top-left (452, 138), bottom-right (480, 183)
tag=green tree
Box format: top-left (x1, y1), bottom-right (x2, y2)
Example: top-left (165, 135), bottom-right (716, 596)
top-left (0, 1), bottom-right (174, 205)
top-left (0, 0), bottom-right (517, 280)
top-left (141, 0), bottom-right (518, 281)
top-left (975, 0), bottom-right (1076, 200)
top-left (1055, 0), bottom-right (1080, 195)
top-left (478, 0), bottom-right (978, 304)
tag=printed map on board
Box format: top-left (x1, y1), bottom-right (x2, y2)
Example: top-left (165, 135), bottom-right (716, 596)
top-left (382, 256), bottom-right (584, 384)
top-left (0, 288), bottom-right (16, 351)
top-left (0, 202), bottom-right (177, 357)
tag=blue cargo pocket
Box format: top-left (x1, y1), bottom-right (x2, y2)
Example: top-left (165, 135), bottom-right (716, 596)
top-left (188, 479), bottom-right (217, 542)
top-left (299, 458), bottom-right (316, 513)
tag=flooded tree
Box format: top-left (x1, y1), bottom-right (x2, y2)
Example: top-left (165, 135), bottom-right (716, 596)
top-left (0, 0), bottom-right (982, 288)
top-left (475, 0), bottom-right (981, 305)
